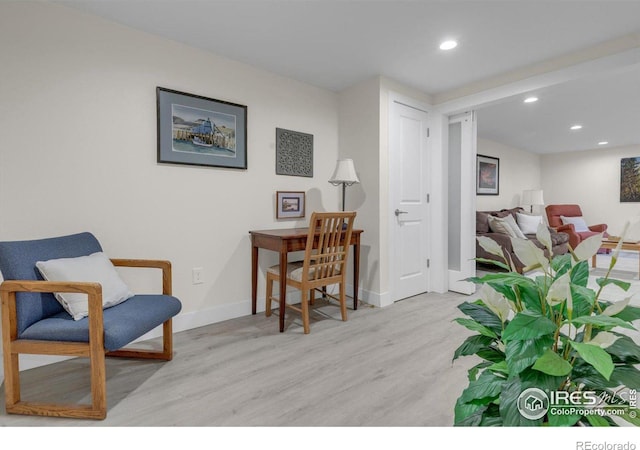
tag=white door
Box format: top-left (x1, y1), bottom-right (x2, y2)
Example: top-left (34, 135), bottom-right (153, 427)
top-left (448, 112), bottom-right (477, 294)
top-left (389, 98), bottom-right (430, 302)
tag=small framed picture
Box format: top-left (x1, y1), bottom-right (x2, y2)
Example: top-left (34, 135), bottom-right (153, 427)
top-left (276, 191), bottom-right (305, 219)
top-left (476, 154), bottom-right (500, 195)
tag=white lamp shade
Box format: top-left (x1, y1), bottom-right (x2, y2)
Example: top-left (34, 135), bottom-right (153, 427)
top-left (328, 158), bottom-right (360, 185)
top-left (522, 189), bottom-right (544, 206)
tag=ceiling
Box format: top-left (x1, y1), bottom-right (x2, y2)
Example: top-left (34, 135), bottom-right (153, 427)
top-left (56, 0), bottom-right (640, 154)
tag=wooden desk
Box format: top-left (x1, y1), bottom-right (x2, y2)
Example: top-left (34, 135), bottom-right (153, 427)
top-left (250, 228), bottom-right (363, 332)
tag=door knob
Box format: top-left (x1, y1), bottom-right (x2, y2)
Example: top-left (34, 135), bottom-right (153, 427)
top-left (395, 209), bottom-right (408, 216)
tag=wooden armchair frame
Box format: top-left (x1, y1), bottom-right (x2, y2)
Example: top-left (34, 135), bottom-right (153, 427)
top-left (1, 259), bottom-right (174, 420)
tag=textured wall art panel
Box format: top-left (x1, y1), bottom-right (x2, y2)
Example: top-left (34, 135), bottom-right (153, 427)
top-left (276, 128), bottom-right (313, 177)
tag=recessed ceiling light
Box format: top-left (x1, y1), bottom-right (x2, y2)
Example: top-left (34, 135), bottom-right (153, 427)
top-left (598, 141), bottom-right (609, 146)
top-left (524, 96), bottom-right (538, 103)
top-left (439, 40), bottom-right (458, 50)
top-left (570, 124), bottom-right (583, 130)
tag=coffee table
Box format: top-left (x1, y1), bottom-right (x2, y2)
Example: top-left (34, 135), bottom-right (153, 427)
top-left (591, 240), bottom-right (640, 278)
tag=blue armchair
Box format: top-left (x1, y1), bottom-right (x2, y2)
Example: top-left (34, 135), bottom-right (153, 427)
top-left (0, 232), bottom-right (182, 419)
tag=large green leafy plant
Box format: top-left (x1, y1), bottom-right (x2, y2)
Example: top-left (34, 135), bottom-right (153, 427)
top-left (454, 223), bottom-right (640, 426)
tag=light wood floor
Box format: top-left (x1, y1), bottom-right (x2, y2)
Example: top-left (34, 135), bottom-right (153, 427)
top-left (0, 291), bottom-right (476, 427)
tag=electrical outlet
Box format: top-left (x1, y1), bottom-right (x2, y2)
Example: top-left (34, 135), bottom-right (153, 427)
top-left (192, 267), bottom-right (204, 285)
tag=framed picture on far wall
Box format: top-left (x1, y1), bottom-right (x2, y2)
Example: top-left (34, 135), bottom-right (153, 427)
top-left (156, 87), bottom-right (247, 169)
top-left (476, 154), bottom-right (500, 195)
top-left (276, 191), bottom-right (305, 219)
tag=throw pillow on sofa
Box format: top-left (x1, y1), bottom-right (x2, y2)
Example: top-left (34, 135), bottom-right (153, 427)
top-left (488, 214), bottom-right (527, 240)
top-left (516, 212), bottom-right (543, 235)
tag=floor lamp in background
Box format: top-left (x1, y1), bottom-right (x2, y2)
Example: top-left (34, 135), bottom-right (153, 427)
top-left (522, 189), bottom-right (544, 213)
top-left (329, 158), bottom-right (360, 211)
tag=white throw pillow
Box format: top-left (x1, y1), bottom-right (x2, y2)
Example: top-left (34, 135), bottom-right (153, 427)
top-left (560, 215), bottom-right (590, 232)
top-left (516, 212), bottom-right (543, 235)
top-left (488, 214), bottom-right (528, 240)
top-left (36, 252), bottom-right (134, 320)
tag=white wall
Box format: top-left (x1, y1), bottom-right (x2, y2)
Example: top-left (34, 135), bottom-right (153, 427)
top-left (541, 144), bottom-right (640, 237)
top-left (475, 138), bottom-right (542, 213)
top-left (0, 2), bottom-right (343, 346)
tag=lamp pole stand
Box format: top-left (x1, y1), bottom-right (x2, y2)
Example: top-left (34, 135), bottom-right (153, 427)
top-left (341, 183), bottom-right (346, 212)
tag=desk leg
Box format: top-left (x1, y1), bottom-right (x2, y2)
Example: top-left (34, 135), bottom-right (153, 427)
top-left (251, 244), bottom-right (258, 315)
top-left (279, 249), bottom-right (288, 332)
top-left (353, 239), bottom-right (360, 310)
top-left (592, 254), bottom-right (596, 270)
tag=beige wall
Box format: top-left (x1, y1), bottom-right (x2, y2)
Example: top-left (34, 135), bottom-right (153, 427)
top-left (541, 144), bottom-right (640, 238)
top-left (476, 138), bottom-right (542, 214)
top-left (0, 2), bottom-right (343, 337)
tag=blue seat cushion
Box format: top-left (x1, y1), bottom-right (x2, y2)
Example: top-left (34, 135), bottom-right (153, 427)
top-left (0, 232), bottom-right (103, 334)
top-left (19, 294), bottom-right (182, 351)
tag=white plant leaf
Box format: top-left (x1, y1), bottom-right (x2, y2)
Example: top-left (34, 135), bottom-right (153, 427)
top-left (536, 222), bottom-right (553, 256)
top-left (602, 297), bottom-right (631, 317)
top-left (546, 272), bottom-right (572, 312)
top-left (511, 237), bottom-right (549, 271)
top-left (588, 331), bottom-right (619, 349)
top-left (479, 284), bottom-right (511, 323)
top-left (611, 221), bottom-right (630, 263)
top-left (477, 236), bottom-right (506, 260)
top-left (573, 233), bottom-right (604, 262)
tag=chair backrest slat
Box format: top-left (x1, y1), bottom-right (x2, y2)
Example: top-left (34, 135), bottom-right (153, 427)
top-left (302, 212), bottom-right (356, 283)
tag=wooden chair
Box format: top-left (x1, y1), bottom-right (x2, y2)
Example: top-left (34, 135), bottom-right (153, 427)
top-left (265, 211), bottom-right (356, 334)
top-left (0, 232), bottom-right (182, 419)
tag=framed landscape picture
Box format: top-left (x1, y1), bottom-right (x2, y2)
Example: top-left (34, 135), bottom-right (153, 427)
top-left (157, 87), bottom-right (247, 169)
top-left (620, 156), bottom-right (640, 202)
top-left (276, 191), bottom-right (305, 219)
top-left (476, 154), bottom-right (499, 195)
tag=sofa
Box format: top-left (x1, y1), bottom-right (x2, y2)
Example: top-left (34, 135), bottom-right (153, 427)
top-left (476, 207), bottom-right (570, 272)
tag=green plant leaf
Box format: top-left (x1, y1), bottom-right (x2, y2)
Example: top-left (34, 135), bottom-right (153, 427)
top-left (570, 315), bottom-right (636, 331)
top-left (502, 311), bottom-right (556, 341)
top-left (569, 260), bottom-right (590, 287)
top-left (571, 360), bottom-right (618, 391)
top-left (585, 414), bottom-right (613, 427)
top-left (487, 360), bottom-right (509, 375)
top-left (569, 284), bottom-right (596, 319)
top-left (612, 304), bottom-right (640, 322)
top-left (474, 257), bottom-right (511, 271)
top-left (519, 368), bottom-right (565, 393)
top-left (505, 335), bottom-right (554, 376)
top-left (517, 281), bottom-right (545, 315)
top-left (459, 370), bottom-right (505, 404)
top-left (457, 302), bottom-right (503, 333)
top-left (547, 409), bottom-right (582, 427)
top-left (551, 253), bottom-right (572, 275)
top-left (467, 361), bottom-right (492, 382)
top-left (609, 365), bottom-right (640, 388)
top-left (454, 396), bottom-right (485, 426)
top-left (532, 349), bottom-right (573, 376)
top-left (454, 318), bottom-right (498, 338)
top-left (570, 341), bottom-right (614, 380)
top-left (499, 377), bottom-right (543, 426)
top-left (606, 333), bottom-right (640, 364)
top-left (453, 334), bottom-right (494, 361)
top-left (476, 347), bottom-right (506, 363)
top-left (596, 277), bottom-right (631, 292)
top-left (618, 408), bottom-right (640, 426)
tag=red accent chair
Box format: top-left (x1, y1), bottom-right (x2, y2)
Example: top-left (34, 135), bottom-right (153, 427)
top-left (545, 204), bottom-right (607, 249)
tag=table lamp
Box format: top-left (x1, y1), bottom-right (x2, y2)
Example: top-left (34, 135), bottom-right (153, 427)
top-left (522, 189), bottom-right (544, 213)
top-left (328, 158), bottom-right (360, 211)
